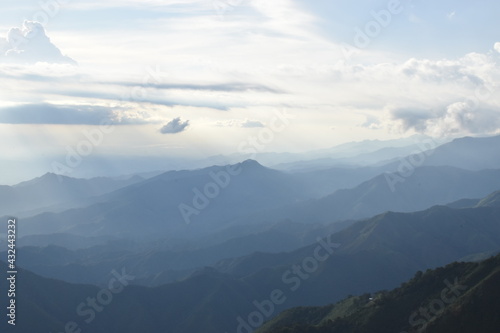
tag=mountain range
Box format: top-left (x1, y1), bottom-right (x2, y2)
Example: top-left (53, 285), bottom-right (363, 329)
top-left (0, 173), bottom-right (143, 217)
top-left (2, 134), bottom-right (500, 333)
top-left (2, 190), bottom-right (500, 332)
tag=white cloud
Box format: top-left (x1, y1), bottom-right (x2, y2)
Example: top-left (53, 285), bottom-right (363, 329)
top-left (432, 102), bottom-right (500, 136)
top-left (1, 21), bottom-right (76, 65)
top-left (387, 100), bottom-right (500, 137)
top-left (494, 42), bottom-right (500, 53)
top-left (159, 117), bottom-right (190, 134)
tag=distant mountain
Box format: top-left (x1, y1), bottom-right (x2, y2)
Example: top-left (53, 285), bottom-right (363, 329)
top-left (236, 166), bottom-right (500, 225)
top-left (302, 134), bottom-right (442, 158)
top-left (3, 221), bottom-right (347, 287)
top-left (15, 233), bottom-right (120, 250)
top-left (0, 173), bottom-right (142, 217)
top-left (199, 135), bottom-right (442, 172)
top-left (421, 135), bottom-right (500, 170)
top-left (19, 160), bottom-right (312, 240)
top-left (288, 165), bottom-right (389, 198)
top-left (273, 144), bottom-right (435, 172)
top-left (303, 166), bottom-right (500, 222)
top-left (256, 253), bottom-right (500, 333)
top-left (3, 194), bottom-right (500, 333)
top-left (271, 135), bottom-right (500, 197)
top-left (269, 135), bottom-right (444, 171)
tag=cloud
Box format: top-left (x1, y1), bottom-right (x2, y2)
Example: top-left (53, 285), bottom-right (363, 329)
top-left (131, 82), bottom-right (281, 93)
top-left (400, 57), bottom-right (483, 85)
top-left (361, 115), bottom-right (381, 130)
top-left (1, 21), bottom-right (76, 65)
top-left (159, 117), bottom-right (190, 134)
top-left (495, 42), bottom-right (500, 54)
top-left (0, 103), bottom-right (153, 125)
top-left (390, 107), bottom-right (437, 132)
top-left (435, 102), bottom-right (500, 135)
top-left (241, 119), bottom-right (264, 128)
top-left (389, 102), bottom-right (500, 137)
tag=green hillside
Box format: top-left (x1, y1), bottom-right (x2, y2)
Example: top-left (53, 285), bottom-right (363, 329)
top-left (257, 254), bottom-right (500, 333)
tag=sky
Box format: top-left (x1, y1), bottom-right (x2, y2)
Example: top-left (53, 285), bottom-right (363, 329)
top-left (1, 0), bottom-right (500, 184)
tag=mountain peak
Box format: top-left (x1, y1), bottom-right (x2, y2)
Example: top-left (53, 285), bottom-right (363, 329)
top-left (42, 172), bottom-right (59, 178)
top-left (39, 172), bottom-right (73, 183)
top-left (239, 159), bottom-right (263, 168)
top-left (14, 172), bottom-right (69, 187)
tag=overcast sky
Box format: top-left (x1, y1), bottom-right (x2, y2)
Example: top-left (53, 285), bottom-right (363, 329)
top-left (1, 0), bottom-right (500, 183)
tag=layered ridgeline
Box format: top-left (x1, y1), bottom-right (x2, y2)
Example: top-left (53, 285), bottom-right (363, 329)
top-left (256, 254), bottom-right (500, 333)
top-left (419, 135), bottom-right (500, 170)
top-left (18, 160), bottom-right (313, 239)
top-left (236, 166), bottom-right (500, 225)
top-left (0, 173), bottom-right (143, 217)
top-left (7, 186), bottom-right (500, 288)
top-left (17, 164), bottom-right (500, 242)
top-left (1, 192), bottom-right (500, 333)
top-left (272, 134), bottom-right (500, 172)
top-left (1, 220), bottom-right (345, 286)
top-left (11, 135), bottom-right (500, 243)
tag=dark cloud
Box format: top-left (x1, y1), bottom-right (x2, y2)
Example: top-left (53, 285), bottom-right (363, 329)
top-left (0, 103), bottom-right (148, 125)
top-left (107, 72), bottom-right (281, 93)
top-left (1, 21), bottom-right (76, 65)
top-left (117, 82), bottom-right (281, 93)
top-left (41, 89), bottom-right (230, 111)
top-left (390, 107), bottom-right (436, 132)
top-left (159, 117), bottom-right (190, 134)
